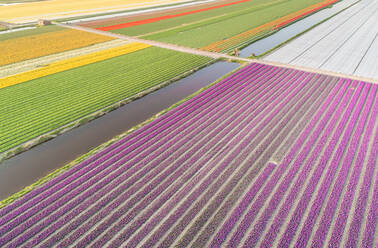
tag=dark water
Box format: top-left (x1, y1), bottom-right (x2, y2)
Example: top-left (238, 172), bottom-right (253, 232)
top-left (239, 0), bottom-right (355, 57)
top-left (0, 61), bottom-right (239, 200)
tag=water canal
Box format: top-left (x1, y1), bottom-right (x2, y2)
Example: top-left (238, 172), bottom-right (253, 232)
top-left (0, 61), bottom-right (239, 199)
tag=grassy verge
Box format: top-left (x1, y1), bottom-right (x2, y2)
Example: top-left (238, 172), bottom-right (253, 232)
top-left (0, 61), bottom-right (245, 208)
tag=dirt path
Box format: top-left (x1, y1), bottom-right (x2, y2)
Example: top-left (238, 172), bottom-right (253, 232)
top-left (53, 21), bottom-right (378, 84)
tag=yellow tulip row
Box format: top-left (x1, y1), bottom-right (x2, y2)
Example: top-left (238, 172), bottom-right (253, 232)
top-left (0, 42), bottom-right (151, 89)
top-left (0, 29), bottom-right (114, 67)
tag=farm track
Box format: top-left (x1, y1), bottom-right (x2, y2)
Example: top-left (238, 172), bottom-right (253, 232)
top-left (55, 21), bottom-right (378, 85)
top-left (0, 63), bottom-right (376, 247)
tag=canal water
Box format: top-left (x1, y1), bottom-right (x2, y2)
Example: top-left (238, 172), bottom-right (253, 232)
top-left (239, 0), bottom-right (359, 57)
top-left (0, 61), bottom-right (239, 200)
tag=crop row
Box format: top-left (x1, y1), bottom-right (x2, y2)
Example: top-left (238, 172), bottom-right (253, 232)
top-left (97, 0), bottom-right (251, 31)
top-left (0, 64), bottom-right (376, 247)
top-left (0, 42), bottom-right (150, 89)
top-left (0, 47), bottom-right (211, 153)
top-left (93, 0), bottom-right (275, 36)
top-left (0, 28), bottom-right (113, 66)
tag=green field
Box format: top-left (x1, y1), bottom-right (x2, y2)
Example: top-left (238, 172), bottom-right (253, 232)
top-left (105, 0), bottom-right (282, 35)
top-left (112, 0), bottom-right (327, 50)
top-left (0, 47), bottom-right (212, 153)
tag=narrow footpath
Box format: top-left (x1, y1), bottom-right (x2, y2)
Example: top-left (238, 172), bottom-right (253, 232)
top-left (53, 21), bottom-right (378, 84)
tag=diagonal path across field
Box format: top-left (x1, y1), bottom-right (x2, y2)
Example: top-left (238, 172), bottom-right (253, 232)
top-left (54, 21), bottom-right (378, 84)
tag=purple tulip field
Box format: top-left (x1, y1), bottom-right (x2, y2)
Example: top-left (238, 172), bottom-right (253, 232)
top-left (0, 63), bottom-right (376, 247)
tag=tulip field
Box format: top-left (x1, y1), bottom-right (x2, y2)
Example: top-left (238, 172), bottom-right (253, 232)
top-left (0, 63), bottom-right (376, 247)
top-left (94, 0), bottom-right (340, 52)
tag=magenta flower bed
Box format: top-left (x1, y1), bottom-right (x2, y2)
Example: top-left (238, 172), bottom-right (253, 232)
top-left (0, 64), bottom-right (376, 248)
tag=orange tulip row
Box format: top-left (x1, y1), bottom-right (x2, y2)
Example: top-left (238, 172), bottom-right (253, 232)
top-left (202, 0), bottom-right (339, 53)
